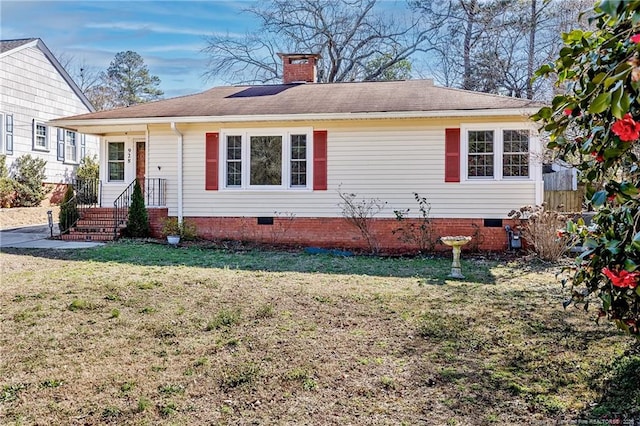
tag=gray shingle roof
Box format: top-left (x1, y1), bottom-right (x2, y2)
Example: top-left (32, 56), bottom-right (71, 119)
top-left (0, 38), bottom-right (37, 53)
top-left (59, 79), bottom-right (543, 121)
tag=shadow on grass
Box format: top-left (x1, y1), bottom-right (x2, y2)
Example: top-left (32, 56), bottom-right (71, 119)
top-left (1, 240), bottom-right (498, 283)
top-left (581, 344), bottom-right (640, 420)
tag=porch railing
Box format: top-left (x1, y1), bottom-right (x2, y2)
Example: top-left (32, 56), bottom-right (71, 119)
top-left (113, 179), bottom-right (137, 240)
top-left (59, 193), bottom-right (80, 234)
top-left (112, 178), bottom-right (166, 239)
top-left (145, 178), bottom-right (167, 207)
top-left (74, 179), bottom-right (101, 207)
top-left (57, 179), bottom-right (101, 236)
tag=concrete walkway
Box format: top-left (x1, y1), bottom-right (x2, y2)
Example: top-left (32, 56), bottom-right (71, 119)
top-left (0, 224), bottom-right (105, 249)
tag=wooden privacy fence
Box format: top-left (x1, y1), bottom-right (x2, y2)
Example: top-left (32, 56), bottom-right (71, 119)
top-left (544, 187), bottom-right (585, 212)
top-left (543, 169), bottom-right (584, 212)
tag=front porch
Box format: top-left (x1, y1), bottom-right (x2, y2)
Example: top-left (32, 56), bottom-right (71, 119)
top-left (58, 178), bottom-right (167, 241)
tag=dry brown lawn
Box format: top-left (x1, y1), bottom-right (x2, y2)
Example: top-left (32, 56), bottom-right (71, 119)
top-left (0, 243), bottom-right (636, 425)
top-left (0, 206), bottom-right (59, 230)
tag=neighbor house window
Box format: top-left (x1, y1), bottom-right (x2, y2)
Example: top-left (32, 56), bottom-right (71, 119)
top-left (465, 127), bottom-right (531, 180)
top-left (221, 129), bottom-right (311, 189)
top-left (65, 130), bottom-right (77, 163)
top-left (5, 114), bottom-right (13, 155)
top-left (108, 142), bottom-right (125, 182)
top-left (33, 122), bottom-right (48, 150)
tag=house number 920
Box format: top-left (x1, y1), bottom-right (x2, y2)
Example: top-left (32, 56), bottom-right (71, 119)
top-left (127, 148), bottom-right (132, 164)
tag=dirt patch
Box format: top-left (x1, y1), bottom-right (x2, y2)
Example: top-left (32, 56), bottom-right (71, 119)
top-left (0, 206), bottom-right (60, 230)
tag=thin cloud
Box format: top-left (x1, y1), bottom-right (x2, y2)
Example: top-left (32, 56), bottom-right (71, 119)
top-left (84, 21), bottom-right (244, 38)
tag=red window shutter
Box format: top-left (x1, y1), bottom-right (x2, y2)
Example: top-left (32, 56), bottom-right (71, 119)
top-left (313, 130), bottom-right (328, 190)
top-left (205, 132), bottom-right (219, 190)
top-left (445, 128), bottom-right (461, 183)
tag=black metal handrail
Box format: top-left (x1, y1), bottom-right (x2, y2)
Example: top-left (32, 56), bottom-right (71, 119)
top-left (59, 193), bottom-right (80, 234)
top-left (145, 178), bottom-right (167, 207)
top-left (74, 178), bottom-right (101, 207)
top-left (113, 179), bottom-right (137, 240)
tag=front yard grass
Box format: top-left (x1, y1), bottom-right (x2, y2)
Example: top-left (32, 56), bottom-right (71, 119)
top-left (1, 242), bottom-right (638, 425)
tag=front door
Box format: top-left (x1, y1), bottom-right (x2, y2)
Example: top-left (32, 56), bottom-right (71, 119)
top-left (136, 141), bottom-right (146, 190)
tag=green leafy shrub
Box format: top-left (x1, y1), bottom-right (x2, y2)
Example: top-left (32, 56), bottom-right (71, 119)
top-left (126, 180), bottom-right (149, 237)
top-left (0, 154), bottom-right (13, 207)
top-left (11, 154), bottom-right (47, 207)
top-left (160, 217), bottom-right (197, 240)
top-left (533, 1), bottom-right (640, 338)
top-left (76, 155), bottom-right (99, 181)
top-left (59, 185), bottom-right (79, 233)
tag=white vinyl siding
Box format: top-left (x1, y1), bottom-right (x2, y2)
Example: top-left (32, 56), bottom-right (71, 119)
top-left (156, 122), bottom-right (538, 219)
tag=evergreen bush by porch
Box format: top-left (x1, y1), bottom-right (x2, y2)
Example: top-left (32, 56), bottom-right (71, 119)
top-left (126, 179), bottom-right (149, 237)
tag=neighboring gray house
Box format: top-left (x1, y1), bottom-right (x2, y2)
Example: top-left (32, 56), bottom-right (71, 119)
top-left (0, 38), bottom-right (99, 187)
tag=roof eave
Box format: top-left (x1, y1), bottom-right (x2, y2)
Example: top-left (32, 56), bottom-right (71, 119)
top-left (51, 107), bottom-right (540, 130)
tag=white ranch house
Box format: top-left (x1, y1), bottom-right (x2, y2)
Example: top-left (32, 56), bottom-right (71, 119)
top-left (52, 54), bottom-right (543, 251)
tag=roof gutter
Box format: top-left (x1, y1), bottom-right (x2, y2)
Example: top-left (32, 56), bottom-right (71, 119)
top-left (170, 122), bottom-right (183, 224)
top-left (50, 108), bottom-right (542, 129)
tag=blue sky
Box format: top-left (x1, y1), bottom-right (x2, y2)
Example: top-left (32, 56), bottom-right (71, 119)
top-left (1, 1), bottom-right (263, 97)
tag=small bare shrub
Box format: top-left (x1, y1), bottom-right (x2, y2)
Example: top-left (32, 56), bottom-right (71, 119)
top-left (270, 211), bottom-right (296, 244)
top-left (507, 204), bottom-right (575, 261)
top-left (338, 187), bottom-right (386, 254)
top-left (392, 192), bottom-right (436, 253)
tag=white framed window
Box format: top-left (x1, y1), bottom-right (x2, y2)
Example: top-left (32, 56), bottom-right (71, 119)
top-left (33, 121), bottom-right (49, 151)
top-left (65, 130), bottom-right (78, 163)
top-left (221, 128), bottom-right (312, 190)
top-left (502, 130), bottom-right (529, 178)
top-left (108, 142), bottom-right (125, 182)
top-left (462, 125), bottom-right (532, 181)
top-left (5, 114), bottom-right (13, 155)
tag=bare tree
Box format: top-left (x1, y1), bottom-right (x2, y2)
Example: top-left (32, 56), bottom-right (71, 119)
top-left (53, 52), bottom-right (101, 93)
top-left (203, 0), bottom-right (444, 84)
top-left (414, 0), bottom-right (593, 100)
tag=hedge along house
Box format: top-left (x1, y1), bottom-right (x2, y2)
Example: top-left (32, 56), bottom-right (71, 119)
top-left (0, 38), bottom-right (99, 199)
top-left (51, 53), bottom-right (543, 251)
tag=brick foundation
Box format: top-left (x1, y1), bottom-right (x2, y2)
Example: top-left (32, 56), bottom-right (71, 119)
top-left (149, 212), bottom-right (515, 253)
top-left (148, 208), bottom-right (169, 238)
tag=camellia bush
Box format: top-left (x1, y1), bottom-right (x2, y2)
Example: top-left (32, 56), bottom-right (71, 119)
top-left (533, 0), bottom-right (640, 339)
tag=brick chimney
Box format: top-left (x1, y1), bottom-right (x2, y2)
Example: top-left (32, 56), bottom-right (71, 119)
top-left (278, 53), bottom-right (321, 84)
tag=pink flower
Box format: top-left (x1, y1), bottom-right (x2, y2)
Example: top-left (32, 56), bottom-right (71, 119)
top-left (631, 34), bottom-right (640, 43)
top-left (563, 108), bottom-right (573, 116)
top-left (602, 267), bottom-right (640, 289)
top-left (611, 113), bottom-right (640, 141)
top-left (591, 151), bottom-right (604, 162)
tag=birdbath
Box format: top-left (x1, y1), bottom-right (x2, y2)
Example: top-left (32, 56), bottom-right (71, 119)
top-left (440, 236), bottom-right (472, 279)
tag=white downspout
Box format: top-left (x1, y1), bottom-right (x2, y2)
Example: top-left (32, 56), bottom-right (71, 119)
top-left (171, 122), bottom-right (183, 224)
